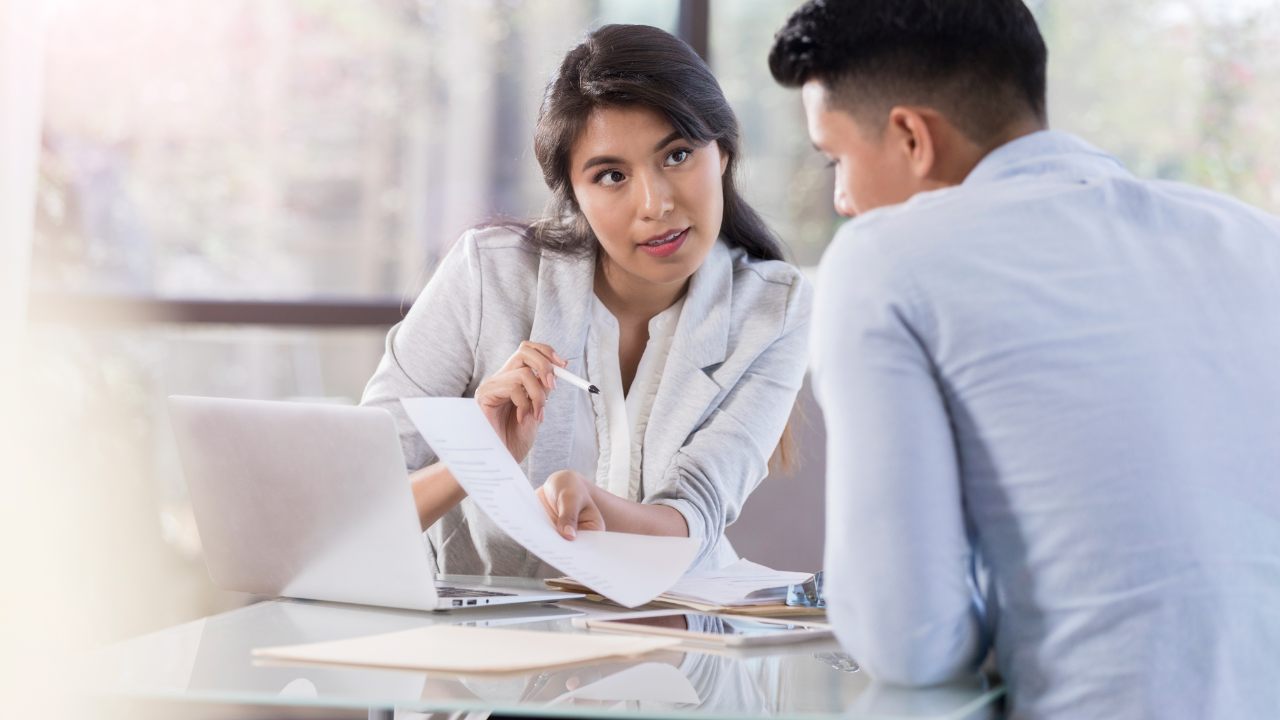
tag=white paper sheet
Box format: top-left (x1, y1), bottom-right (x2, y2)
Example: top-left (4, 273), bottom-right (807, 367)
top-left (401, 397), bottom-right (701, 608)
top-left (662, 559), bottom-right (814, 607)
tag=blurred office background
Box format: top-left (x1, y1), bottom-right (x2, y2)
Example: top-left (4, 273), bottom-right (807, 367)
top-left (5, 0), bottom-right (1280, 655)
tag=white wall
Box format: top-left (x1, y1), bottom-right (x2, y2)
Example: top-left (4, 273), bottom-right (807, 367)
top-left (0, 0), bottom-right (46, 714)
top-left (0, 0), bottom-right (41, 392)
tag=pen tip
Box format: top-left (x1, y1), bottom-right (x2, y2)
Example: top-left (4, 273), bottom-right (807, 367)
top-left (589, 385), bottom-right (600, 394)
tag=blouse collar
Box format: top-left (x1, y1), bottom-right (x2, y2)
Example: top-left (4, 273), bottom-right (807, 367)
top-left (529, 238), bottom-right (733, 371)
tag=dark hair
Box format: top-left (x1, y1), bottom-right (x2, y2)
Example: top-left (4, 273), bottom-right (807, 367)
top-left (768, 0), bottom-right (1048, 145)
top-left (527, 24), bottom-right (785, 262)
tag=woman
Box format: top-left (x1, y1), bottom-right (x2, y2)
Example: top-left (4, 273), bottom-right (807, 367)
top-left (361, 24), bottom-right (812, 575)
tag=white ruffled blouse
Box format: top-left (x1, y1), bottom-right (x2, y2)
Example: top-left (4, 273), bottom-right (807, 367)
top-left (566, 294), bottom-right (687, 501)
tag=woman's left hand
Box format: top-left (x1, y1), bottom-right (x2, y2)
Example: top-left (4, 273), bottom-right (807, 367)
top-left (536, 470), bottom-right (605, 540)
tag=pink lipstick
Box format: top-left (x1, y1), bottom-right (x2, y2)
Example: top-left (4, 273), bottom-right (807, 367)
top-left (639, 228), bottom-right (688, 258)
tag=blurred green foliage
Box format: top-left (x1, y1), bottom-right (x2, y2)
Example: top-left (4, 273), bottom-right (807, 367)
top-left (1040, 0), bottom-right (1280, 213)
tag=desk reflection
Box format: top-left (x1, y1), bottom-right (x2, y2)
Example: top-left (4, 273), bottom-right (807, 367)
top-left (85, 598), bottom-right (997, 718)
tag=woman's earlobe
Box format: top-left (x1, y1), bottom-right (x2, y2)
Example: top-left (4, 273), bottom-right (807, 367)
top-left (719, 150), bottom-right (729, 176)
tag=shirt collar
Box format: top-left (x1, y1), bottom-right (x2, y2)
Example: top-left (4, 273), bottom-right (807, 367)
top-left (963, 130), bottom-right (1129, 188)
top-left (536, 238), bottom-right (732, 370)
top-left (649, 294), bottom-right (685, 338)
top-left (589, 274), bottom-right (687, 336)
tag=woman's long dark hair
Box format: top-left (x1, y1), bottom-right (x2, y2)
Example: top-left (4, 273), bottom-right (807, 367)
top-left (527, 24), bottom-right (785, 262)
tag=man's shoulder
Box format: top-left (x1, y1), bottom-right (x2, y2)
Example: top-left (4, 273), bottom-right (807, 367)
top-left (829, 181), bottom-right (1025, 257)
top-left (828, 171), bottom-right (1280, 275)
top-left (1143, 178), bottom-right (1280, 229)
top-left (818, 191), bottom-right (972, 299)
top-left (826, 186), bottom-right (986, 265)
top-left (821, 177), bottom-right (1084, 306)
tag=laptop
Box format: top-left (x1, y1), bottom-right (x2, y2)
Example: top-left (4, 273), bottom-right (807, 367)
top-left (167, 395), bottom-right (584, 612)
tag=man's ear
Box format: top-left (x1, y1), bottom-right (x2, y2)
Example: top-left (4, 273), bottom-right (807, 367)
top-left (887, 106), bottom-right (936, 180)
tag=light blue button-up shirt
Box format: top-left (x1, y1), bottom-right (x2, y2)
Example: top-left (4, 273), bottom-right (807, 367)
top-left (812, 131), bottom-right (1280, 719)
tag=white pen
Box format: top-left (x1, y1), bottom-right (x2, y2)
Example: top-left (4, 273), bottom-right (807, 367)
top-left (552, 365), bottom-right (600, 394)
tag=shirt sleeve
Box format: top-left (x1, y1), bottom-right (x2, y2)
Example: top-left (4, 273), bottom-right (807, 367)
top-left (359, 232), bottom-right (484, 471)
top-left (811, 228), bottom-right (986, 685)
top-left (649, 275), bottom-right (814, 568)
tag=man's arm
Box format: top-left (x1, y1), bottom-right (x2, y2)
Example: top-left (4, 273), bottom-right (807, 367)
top-left (812, 233), bottom-right (986, 686)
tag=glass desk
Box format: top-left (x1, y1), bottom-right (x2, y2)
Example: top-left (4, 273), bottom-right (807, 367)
top-left (81, 576), bottom-right (1003, 720)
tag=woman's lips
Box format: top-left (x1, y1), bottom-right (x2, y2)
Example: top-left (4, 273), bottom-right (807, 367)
top-left (639, 228), bottom-right (689, 258)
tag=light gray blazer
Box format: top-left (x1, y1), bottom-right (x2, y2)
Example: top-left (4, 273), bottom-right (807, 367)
top-left (361, 226), bottom-right (813, 575)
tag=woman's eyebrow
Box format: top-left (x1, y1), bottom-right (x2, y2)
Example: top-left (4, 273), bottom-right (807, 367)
top-left (579, 132), bottom-right (686, 172)
top-left (652, 131), bottom-right (683, 152)
top-left (580, 155), bottom-right (623, 172)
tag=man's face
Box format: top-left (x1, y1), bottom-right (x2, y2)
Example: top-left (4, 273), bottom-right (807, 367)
top-left (801, 80), bottom-right (920, 217)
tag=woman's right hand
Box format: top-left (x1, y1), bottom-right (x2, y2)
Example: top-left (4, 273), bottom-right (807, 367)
top-left (474, 341), bottom-right (567, 463)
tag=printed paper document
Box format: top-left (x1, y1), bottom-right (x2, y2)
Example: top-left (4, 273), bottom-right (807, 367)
top-left (401, 397), bottom-right (701, 607)
top-left (664, 559), bottom-right (814, 607)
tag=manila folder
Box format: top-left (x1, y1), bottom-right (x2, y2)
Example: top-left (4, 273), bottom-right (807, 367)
top-left (253, 625), bottom-right (679, 673)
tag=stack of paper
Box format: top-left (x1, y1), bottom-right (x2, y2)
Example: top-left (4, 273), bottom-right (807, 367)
top-left (253, 625), bottom-right (680, 674)
top-left (664, 560), bottom-right (814, 607)
top-left (548, 559), bottom-right (820, 616)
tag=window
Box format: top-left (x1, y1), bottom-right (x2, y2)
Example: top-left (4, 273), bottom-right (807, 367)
top-left (1037, 0), bottom-right (1280, 214)
top-left (27, 0), bottom-right (688, 629)
top-left (712, 0), bottom-right (837, 267)
top-left (26, 0), bottom-right (1280, 634)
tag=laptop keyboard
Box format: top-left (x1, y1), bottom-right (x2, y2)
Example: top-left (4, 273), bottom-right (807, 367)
top-left (436, 586), bottom-right (516, 598)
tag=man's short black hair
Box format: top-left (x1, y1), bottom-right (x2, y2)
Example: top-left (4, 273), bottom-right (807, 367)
top-left (769, 0), bottom-right (1048, 145)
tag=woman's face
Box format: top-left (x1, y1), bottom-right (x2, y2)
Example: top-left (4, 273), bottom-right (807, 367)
top-left (568, 105), bottom-right (728, 289)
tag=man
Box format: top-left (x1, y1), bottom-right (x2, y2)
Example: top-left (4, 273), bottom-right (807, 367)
top-left (769, 1), bottom-right (1280, 718)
